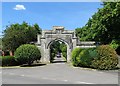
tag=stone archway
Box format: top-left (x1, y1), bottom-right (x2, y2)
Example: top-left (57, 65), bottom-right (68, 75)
top-left (36, 26), bottom-right (78, 63)
top-left (36, 26), bottom-right (96, 63)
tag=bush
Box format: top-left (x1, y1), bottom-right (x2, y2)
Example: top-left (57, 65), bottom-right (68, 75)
top-left (50, 52), bottom-right (55, 62)
top-left (71, 45), bottom-right (118, 70)
top-left (14, 44), bottom-right (41, 65)
top-left (62, 52), bottom-right (67, 59)
top-left (71, 48), bottom-right (83, 66)
top-left (71, 48), bottom-right (97, 67)
top-left (0, 56), bottom-right (18, 66)
top-left (61, 46), bottom-right (67, 61)
top-left (78, 48), bottom-right (98, 67)
top-left (91, 45), bottom-right (118, 70)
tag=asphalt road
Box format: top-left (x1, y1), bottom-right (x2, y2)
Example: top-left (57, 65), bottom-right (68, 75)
top-left (2, 57), bottom-right (119, 84)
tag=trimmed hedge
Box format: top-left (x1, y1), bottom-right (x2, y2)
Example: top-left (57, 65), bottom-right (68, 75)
top-left (14, 44), bottom-right (41, 65)
top-left (71, 45), bottom-right (118, 70)
top-left (0, 56), bottom-right (18, 66)
top-left (91, 45), bottom-right (118, 70)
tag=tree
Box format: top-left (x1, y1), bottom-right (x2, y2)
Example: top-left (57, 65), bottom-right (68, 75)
top-left (76, 2), bottom-right (120, 46)
top-left (2, 22), bottom-right (42, 53)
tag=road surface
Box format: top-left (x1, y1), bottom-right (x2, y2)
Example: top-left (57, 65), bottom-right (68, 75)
top-left (2, 57), bottom-right (119, 84)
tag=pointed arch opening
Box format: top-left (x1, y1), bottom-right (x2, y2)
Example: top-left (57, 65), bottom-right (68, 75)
top-left (47, 38), bottom-right (69, 63)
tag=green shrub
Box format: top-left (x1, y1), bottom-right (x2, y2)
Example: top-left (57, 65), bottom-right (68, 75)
top-left (62, 46), bottom-right (67, 61)
top-left (14, 44), bottom-right (41, 65)
top-left (71, 48), bottom-right (83, 66)
top-left (50, 52), bottom-right (56, 62)
top-left (91, 45), bottom-right (118, 70)
top-left (78, 48), bottom-right (98, 67)
top-left (62, 52), bottom-right (67, 59)
top-left (71, 48), bottom-right (97, 67)
top-left (0, 56), bottom-right (18, 66)
top-left (71, 45), bottom-right (118, 70)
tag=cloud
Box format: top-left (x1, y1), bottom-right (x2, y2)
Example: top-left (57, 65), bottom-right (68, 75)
top-left (13, 4), bottom-right (26, 10)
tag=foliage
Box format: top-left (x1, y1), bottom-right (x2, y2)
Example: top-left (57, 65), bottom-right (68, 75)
top-left (109, 40), bottom-right (119, 50)
top-left (76, 2), bottom-right (120, 46)
top-left (14, 44), bottom-right (41, 65)
top-left (50, 41), bottom-right (59, 62)
top-left (61, 44), bottom-right (67, 61)
top-left (0, 56), bottom-right (18, 66)
top-left (71, 45), bottom-right (118, 70)
top-left (50, 52), bottom-right (56, 62)
top-left (71, 48), bottom-right (83, 66)
top-left (78, 48), bottom-right (98, 67)
top-left (91, 45), bottom-right (118, 70)
top-left (50, 40), bottom-right (67, 62)
top-left (71, 48), bottom-right (97, 67)
top-left (2, 22), bottom-right (42, 52)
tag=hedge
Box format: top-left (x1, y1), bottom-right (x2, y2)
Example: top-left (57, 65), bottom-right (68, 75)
top-left (71, 45), bottom-right (118, 70)
top-left (0, 56), bottom-right (18, 66)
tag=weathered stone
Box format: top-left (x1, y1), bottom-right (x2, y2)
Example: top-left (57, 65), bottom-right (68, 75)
top-left (36, 26), bottom-right (96, 63)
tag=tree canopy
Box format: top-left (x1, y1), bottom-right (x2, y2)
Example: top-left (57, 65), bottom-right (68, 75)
top-left (2, 22), bottom-right (42, 52)
top-left (76, 2), bottom-right (120, 46)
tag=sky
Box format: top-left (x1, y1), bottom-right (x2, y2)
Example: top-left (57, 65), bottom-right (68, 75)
top-left (2, 2), bottom-right (103, 32)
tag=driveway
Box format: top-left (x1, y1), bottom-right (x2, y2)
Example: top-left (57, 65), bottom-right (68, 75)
top-left (2, 59), bottom-right (118, 84)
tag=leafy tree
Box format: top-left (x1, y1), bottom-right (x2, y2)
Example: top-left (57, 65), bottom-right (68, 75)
top-left (2, 22), bottom-right (42, 52)
top-left (76, 2), bottom-right (120, 47)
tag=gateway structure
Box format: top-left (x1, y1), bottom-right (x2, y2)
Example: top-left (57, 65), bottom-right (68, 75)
top-left (36, 26), bottom-right (95, 63)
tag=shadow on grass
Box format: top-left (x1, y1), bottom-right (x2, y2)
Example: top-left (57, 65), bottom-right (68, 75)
top-left (20, 63), bottom-right (46, 67)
